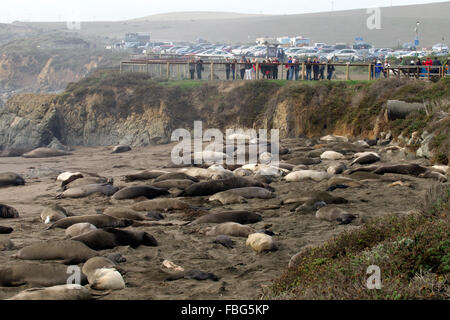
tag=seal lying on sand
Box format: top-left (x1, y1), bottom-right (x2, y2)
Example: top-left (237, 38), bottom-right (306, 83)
top-left (40, 205), bottom-right (69, 224)
top-left (0, 226), bottom-right (13, 234)
top-left (190, 211), bottom-right (262, 225)
top-left (70, 228), bottom-right (158, 250)
top-left (246, 233), bottom-right (277, 253)
top-left (124, 170), bottom-right (169, 182)
top-left (0, 204), bottom-right (19, 218)
top-left (112, 145), bottom-right (131, 153)
top-left (65, 223), bottom-right (97, 238)
top-left (315, 207), bottom-right (357, 224)
top-left (48, 214), bottom-right (133, 230)
top-left (7, 284), bottom-right (106, 300)
top-left (82, 257), bottom-right (116, 282)
top-left (209, 187), bottom-right (274, 205)
top-left (179, 177), bottom-right (269, 197)
top-left (63, 177), bottom-right (109, 190)
top-left (212, 235), bottom-right (235, 249)
top-left (200, 222), bottom-right (254, 237)
top-left (0, 172), bottom-right (25, 187)
top-left (0, 237), bottom-right (15, 251)
top-left (111, 185), bottom-right (169, 200)
top-left (14, 240), bottom-right (99, 264)
top-left (373, 163), bottom-right (428, 176)
top-left (350, 152), bottom-right (380, 166)
top-left (57, 183), bottom-right (119, 198)
top-left (22, 147), bottom-right (71, 158)
top-left (152, 179), bottom-right (194, 190)
top-left (154, 172), bottom-right (199, 183)
top-left (0, 262), bottom-right (88, 287)
top-left (103, 207), bottom-right (153, 221)
top-left (131, 198), bottom-right (191, 212)
top-left (166, 270), bottom-right (219, 281)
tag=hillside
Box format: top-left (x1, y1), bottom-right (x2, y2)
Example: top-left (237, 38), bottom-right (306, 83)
top-left (14, 2), bottom-right (450, 46)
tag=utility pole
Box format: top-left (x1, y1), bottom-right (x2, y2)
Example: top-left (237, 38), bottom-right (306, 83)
top-left (414, 21), bottom-right (420, 48)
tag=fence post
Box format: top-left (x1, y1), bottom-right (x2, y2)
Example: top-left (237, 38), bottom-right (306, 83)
top-left (256, 62), bottom-right (259, 80)
top-left (167, 62), bottom-right (170, 79)
top-left (210, 62), bottom-right (214, 80)
top-left (302, 63), bottom-right (305, 80)
top-left (387, 66), bottom-right (390, 79)
top-left (345, 63), bottom-right (350, 81)
top-left (160, 63), bottom-right (162, 78)
top-left (368, 64), bottom-right (372, 80)
top-left (325, 62), bottom-right (328, 80)
top-left (120, 61), bottom-right (123, 74)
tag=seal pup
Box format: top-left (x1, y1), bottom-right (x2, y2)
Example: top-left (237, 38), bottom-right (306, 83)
top-left (189, 211), bottom-right (262, 225)
top-left (212, 235), bottom-right (235, 249)
top-left (320, 151), bottom-right (345, 160)
top-left (0, 172), bottom-right (25, 187)
top-left (82, 257), bottom-right (117, 283)
top-left (22, 147), bottom-right (71, 158)
top-left (103, 207), bottom-right (152, 221)
top-left (246, 233), bottom-right (277, 253)
top-left (209, 187), bottom-right (273, 205)
top-left (327, 162), bottom-right (347, 175)
top-left (57, 183), bottom-right (119, 198)
top-left (315, 207), bottom-right (357, 224)
top-left (0, 204), bottom-right (19, 218)
top-left (40, 205), bottom-right (68, 224)
top-left (48, 214), bottom-right (133, 230)
top-left (350, 152), bottom-right (380, 166)
top-left (112, 145), bottom-right (131, 153)
top-left (200, 222), bottom-right (254, 238)
top-left (15, 240), bottom-right (99, 264)
top-left (285, 170), bottom-right (331, 182)
top-left (65, 223), bottom-right (97, 238)
top-left (373, 163), bottom-right (428, 176)
top-left (7, 284), bottom-right (104, 300)
top-left (166, 270), bottom-right (219, 282)
top-left (0, 226), bottom-right (13, 234)
top-left (90, 268), bottom-right (125, 290)
top-left (0, 237), bottom-right (14, 251)
top-left (111, 185), bottom-right (169, 200)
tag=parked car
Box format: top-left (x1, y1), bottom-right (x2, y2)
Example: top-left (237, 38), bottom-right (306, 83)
top-left (327, 49), bottom-right (361, 62)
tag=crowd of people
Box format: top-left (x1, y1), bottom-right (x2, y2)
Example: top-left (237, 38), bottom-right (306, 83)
top-left (186, 56), bottom-right (449, 81)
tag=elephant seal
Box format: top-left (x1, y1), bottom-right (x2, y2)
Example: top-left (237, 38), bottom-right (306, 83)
top-left (124, 170), bottom-right (169, 182)
top-left (154, 172), bottom-right (199, 183)
top-left (90, 268), bottom-right (125, 290)
top-left (71, 228), bottom-right (158, 250)
top-left (0, 237), bottom-right (14, 251)
top-left (152, 179), bottom-right (194, 190)
top-left (286, 157), bottom-right (321, 165)
top-left (107, 253), bottom-right (127, 264)
top-left (212, 235), bottom-right (235, 249)
top-left (320, 151), bottom-right (345, 160)
top-left (315, 207), bottom-right (357, 224)
top-left (166, 270), bottom-right (219, 282)
top-left (350, 152), bottom-right (380, 166)
top-left (373, 164), bottom-right (428, 176)
top-left (15, 240), bottom-right (99, 264)
top-left (179, 177), bottom-right (268, 197)
top-left (0, 172), bottom-right (25, 187)
top-left (285, 170), bottom-right (331, 182)
top-left (0, 262), bottom-right (88, 287)
top-left (327, 162), bottom-right (347, 175)
top-left (82, 257), bottom-right (116, 283)
top-left (233, 168), bottom-right (253, 177)
top-left (65, 223), bottom-right (97, 238)
top-left (131, 198), bottom-right (191, 212)
top-left (63, 177), bottom-right (109, 190)
top-left (0, 226), bottom-right (13, 234)
top-left (48, 215), bottom-right (133, 230)
top-left (40, 205), bottom-right (68, 224)
top-left (0, 148), bottom-right (32, 157)
top-left (0, 204), bottom-right (19, 218)
top-left (57, 171), bottom-right (83, 182)
top-left (111, 185), bottom-right (169, 200)
top-left (112, 145), bottom-right (131, 153)
top-left (22, 147), bottom-right (71, 158)
top-left (190, 211), bottom-right (262, 225)
top-left (327, 176), bottom-right (362, 188)
top-left (419, 170), bottom-right (448, 182)
top-left (209, 187), bottom-right (273, 205)
top-left (246, 233), bottom-right (277, 253)
top-left (103, 207), bottom-right (151, 221)
top-left (201, 222), bottom-right (254, 238)
top-left (57, 183), bottom-right (119, 198)
top-left (7, 284), bottom-right (102, 300)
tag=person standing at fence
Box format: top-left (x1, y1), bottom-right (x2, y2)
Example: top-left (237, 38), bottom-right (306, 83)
top-left (319, 60), bottom-right (325, 80)
top-left (312, 58), bottom-right (320, 80)
top-left (225, 58), bottom-right (231, 80)
top-left (189, 58), bottom-right (196, 79)
top-left (370, 58), bottom-right (377, 79)
top-left (196, 58), bottom-right (204, 80)
top-left (272, 58), bottom-right (279, 79)
top-left (305, 58), bottom-right (312, 80)
top-left (375, 60), bottom-right (383, 79)
top-left (245, 58), bottom-right (253, 80)
top-left (326, 59), bottom-right (335, 80)
top-left (231, 59), bottom-right (237, 80)
top-left (293, 58), bottom-right (300, 80)
top-left (240, 57), bottom-right (246, 80)
top-left (432, 57), bottom-right (442, 75)
top-left (286, 56), bottom-right (292, 80)
top-left (446, 58), bottom-right (450, 75)
top-left (383, 59), bottom-right (391, 78)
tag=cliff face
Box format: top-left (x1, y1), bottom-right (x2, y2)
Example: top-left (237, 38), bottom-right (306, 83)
top-left (0, 72), bottom-right (448, 163)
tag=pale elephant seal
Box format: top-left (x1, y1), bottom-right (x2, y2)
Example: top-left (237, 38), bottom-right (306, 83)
top-left (82, 257), bottom-right (116, 283)
top-left (48, 214), bottom-right (133, 230)
top-left (15, 240), bottom-right (99, 264)
top-left (419, 170), bottom-right (448, 182)
top-left (0, 172), bottom-right (25, 187)
top-left (57, 183), bottom-right (119, 198)
top-left (351, 152), bottom-right (380, 166)
top-left (315, 207), bottom-right (357, 224)
top-left (233, 168), bottom-right (253, 177)
top-left (90, 268), bottom-right (125, 290)
top-left (131, 198), bottom-right (191, 212)
top-left (179, 177), bottom-right (268, 197)
top-left (22, 147), bottom-right (71, 158)
top-left (209, 187), bottom-right (273, 205)
top-left (320, 135), bottom-right (348, 143)
top-left (190, 211), bottom-right (262, 225)
top-left (40, 205), bottom-right (68, 224)
top-left (0, 204), bottom-right (19, 218)
top-left (327, 162), bottom-right (347, 175)
top-left (166, 270), bottom-right (219, 282)
top-left (0, 226), bottom-right (13, 234)
top-left (154, 172), bottom-right (199, 183)
top-left (65, 223), bottom-right (97, 238)
top-left (152, 179), bottom-right (194, 190)
top-left (246, 233), bottom-right (277, 253)
top-left (103, 207), bottom-right (150, 221)
top-left (201, 222), bottom-right (254, 237)
top-left (0, 237), bottom-right (14, 251)
top-left (7, 284), bottom-right (101, 300)
top-left (111, 185), bottom-right (169, 200)
top-left (112, 145), bottom-right (131, 153)
top-left (71, 228), bottom-right (158, 250)
top-left (212, 235), bottom-right (235, 249)
top-left (285, 170), bottom-right (331, 182)
top-left (320, 151), bottom-right (345, 160)
top-left (0, 262), bottom-right (88, 287)
top-left (63, 177), bottom-right (109, 190)
top-left (124, 170), bottom-right (169, 182)
top-left (57, 171), bottom-right (83, 182)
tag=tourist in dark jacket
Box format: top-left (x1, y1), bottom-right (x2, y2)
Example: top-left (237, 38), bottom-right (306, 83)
top-left (432, 57), bottom-right (442, 74)
top-left (272, 58), bottom-right (279, 79)
top-left (240, 57), bottom-right (246, 80)
top-left (225, 58), bottom-right (231, 80)
top-left (305, 58), bottom-right (312, 80)
top-left (196, 59), bottom-right (204, 79)
top-left (319, 61), bottom-right (325, 80)
top-left (189, 58), bottom-right (196, 79)
top-left (231, 59), bottom-right (237, 80)
top-left (326, 59), bottom-right (335, 80)
top-left (312, 58), bottom-right (320, 80)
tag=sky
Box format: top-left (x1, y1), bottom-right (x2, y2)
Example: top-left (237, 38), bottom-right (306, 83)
top-left (0, 0), bottom-right (447, 23)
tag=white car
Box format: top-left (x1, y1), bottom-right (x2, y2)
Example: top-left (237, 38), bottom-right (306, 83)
top-left (432, 43), bottom-right (449, 53)
top-left (327, 49), bottom-right (361, 62)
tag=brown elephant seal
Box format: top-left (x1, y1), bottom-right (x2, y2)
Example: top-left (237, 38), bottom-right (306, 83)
top-left (112, 145), bottom-right (131, 153)
top-left (40, 205), bottom-right (68, 224)
top-left (209, 187), bottom-right (274, 205)
top-left (246, 233), bottom-right (277, 253)
top-left (212, 235), bottom-right (235, 249)
top-left (103, 207), bottom-right (150, 221)
top-left (419, 170), bottom-right (448, 182)
top-left (111, 185), bottom-right (169, 200)
top-left (14, 240), bottom-right (99, 264)
top-left (0, 148), bottom-right (32, 157)
top-left (131, 198), bottom-right (191, 212)
top-left (63, 177), bottom-right (109, 190)
top-left (7, 284), bottom-right (105, 300)
top-left (154, 172), bottom-right (199, 183)
top-left (65, 223), bottom-right (97, 238)
top-left (22, 147), bottom-right (71, 158)
top-left (0, 204), bottom-right (19, 218)
top-left (124, 170), bottom-right (169, 182)
top-left (315, 207), bottom-right (357, 224)
top-left (179, 177), bottom-right (268, 197)
top-left (82, 257), bottom-right (116, 283)
top-left (0, 226), bottom-right (13, 234)
top-left (327, 162), bottom-right (347, 175)
top-left (373, 163), bottom-right (428, 176)
top-left (57, 183), bottom-right (118, 199)
top-left (201, 222), bottom-right (254, 237)
top-left (166, 270), bottom-right (219, 282)
top-left (190, 211), bottom-right (262, 225)
top-left (152, 179), bottom-right (194, 190)
top-left (71, 228), bottom-right (158, 250)
top-left (48, 214), bottom-right (133, 230)
top-left (327, 176), bottom-right (363, 188)
top-left (0, 172), bottom-right (25, 187)
top-left (286, 157), bottom-right (321, 165)
top-left (0, 237), bottom-right (14, 251)
top-left (350, 152), bottom-right (380, 166)
top-left (0, 262), bottom-right (88, 287)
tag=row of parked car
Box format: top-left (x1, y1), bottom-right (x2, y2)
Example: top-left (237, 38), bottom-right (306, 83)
top-left (144, 41), bottom-right (449, 62)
